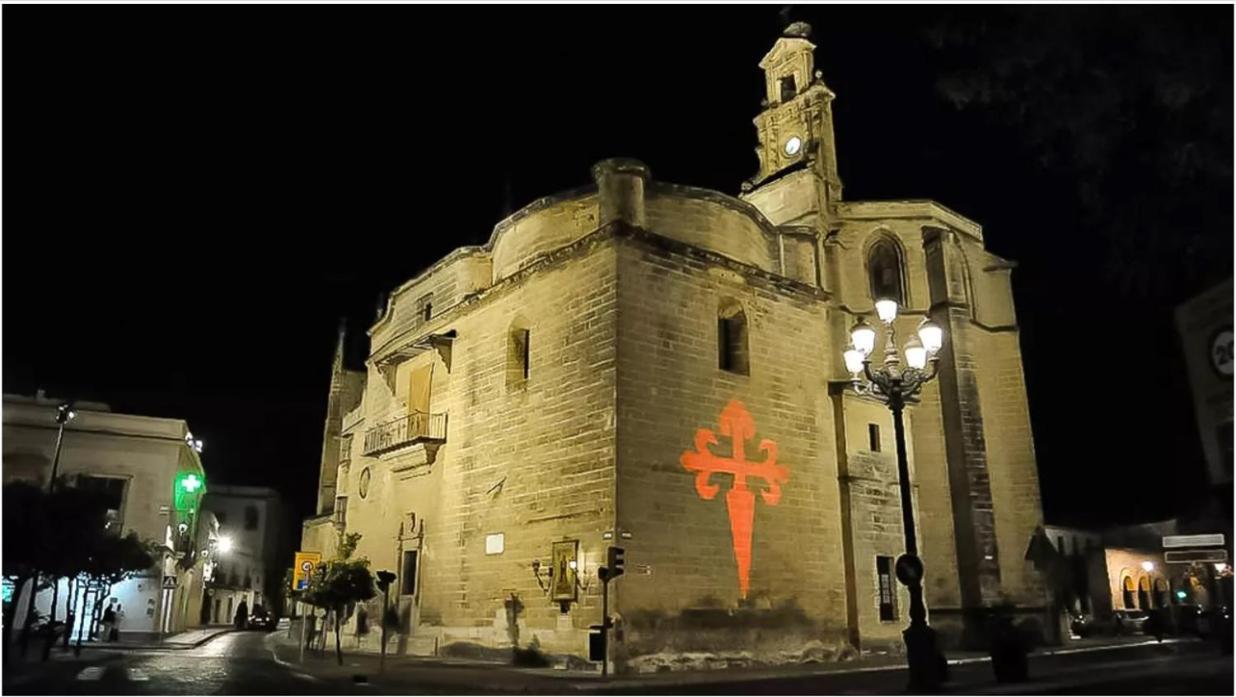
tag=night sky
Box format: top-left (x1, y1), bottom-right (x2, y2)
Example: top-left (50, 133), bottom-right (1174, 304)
top-left (4, 6), bottom-right (1232, 530)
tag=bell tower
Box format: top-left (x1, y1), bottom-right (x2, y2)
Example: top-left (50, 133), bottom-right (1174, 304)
top-left (741, 22), bottom-right (842, 224)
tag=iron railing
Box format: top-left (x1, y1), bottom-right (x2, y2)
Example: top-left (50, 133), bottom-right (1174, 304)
top-left (362, 411), bottom-right (447, 456)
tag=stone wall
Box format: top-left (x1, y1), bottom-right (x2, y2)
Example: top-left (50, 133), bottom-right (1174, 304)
top-left (612, 229), bottom-right (850, 661)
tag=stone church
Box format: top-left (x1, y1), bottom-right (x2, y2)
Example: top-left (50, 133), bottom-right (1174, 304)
top-left (301, 23), bottom-right (1045, 667)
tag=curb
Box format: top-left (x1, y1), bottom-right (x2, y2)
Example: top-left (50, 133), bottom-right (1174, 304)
top-left (82, 627), bottom-right (236, 651)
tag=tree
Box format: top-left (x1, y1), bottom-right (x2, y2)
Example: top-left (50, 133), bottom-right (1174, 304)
top-left (301, 533), bottom-right (375, 665)
top-left (3, 483), bottom-right (45, 663)
top-left (926, 6), bottom-right (1232, 299)
top-left (2, 482), bottom-right (158, 661)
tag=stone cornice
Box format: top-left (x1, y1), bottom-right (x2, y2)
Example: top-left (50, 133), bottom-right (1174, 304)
top-left (836, 200), bottom-right (983, 241)
top-left (370, 222), bottom-right (831, 365)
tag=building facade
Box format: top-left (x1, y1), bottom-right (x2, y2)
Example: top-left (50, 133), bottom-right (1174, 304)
top-left (301, 24), bottom-right (1046, 665)
top-left (201, 485), bottom-right (290, 623)
top-left (3, 391), bottom-right (209, 639)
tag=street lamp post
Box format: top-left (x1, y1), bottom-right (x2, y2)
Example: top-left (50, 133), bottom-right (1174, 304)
top-left (843, 299), bottom-right (946, 690)
top-left (47, 402), bottom-right (76, 493)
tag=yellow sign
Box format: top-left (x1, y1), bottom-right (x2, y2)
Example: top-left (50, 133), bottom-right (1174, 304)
top-left (292, 551), bottom-right (321, 591)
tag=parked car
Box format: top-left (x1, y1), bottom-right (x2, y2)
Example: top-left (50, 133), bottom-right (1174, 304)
top-left (1072, 609), bottom-right (1149, 637)
top-left (1112, 609), bottom-right (1150, 635)
top-left (248, 612), bottom-right (275, 631)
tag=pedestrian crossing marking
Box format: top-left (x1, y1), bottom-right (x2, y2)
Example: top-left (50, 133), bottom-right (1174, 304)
top-left (76, 666), bottom-right (105, 681)
top-left (127, 667), bottom-right (149, 681)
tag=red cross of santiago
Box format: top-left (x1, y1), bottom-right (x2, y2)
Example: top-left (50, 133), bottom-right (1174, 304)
top-left (680, 399), bottom-right (789, 598)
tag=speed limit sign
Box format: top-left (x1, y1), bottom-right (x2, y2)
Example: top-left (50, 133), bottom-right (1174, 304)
top-left (292, 551), bottom-right (321, 590)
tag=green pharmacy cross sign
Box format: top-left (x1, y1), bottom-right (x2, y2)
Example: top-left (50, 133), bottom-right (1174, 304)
top-left (179, 473), bottom-right (203, 493)
top-left (174, 472), bottom-right (205, 513)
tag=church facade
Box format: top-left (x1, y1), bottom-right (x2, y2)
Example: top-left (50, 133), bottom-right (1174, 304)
top-left (301, 23), bottom-right (1046, 667)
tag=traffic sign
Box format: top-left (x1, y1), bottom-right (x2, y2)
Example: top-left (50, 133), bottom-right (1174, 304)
top-left (1162, 534), bottom-right (1225, 549)
top-left (162, 575), bottom-right (177, 590)
top-left (293, 551), bottom-right (322, 590)
top-left (1165, 549), bottom-right (1228, 564)
top-left (895, 554), bottom-right (924, 586)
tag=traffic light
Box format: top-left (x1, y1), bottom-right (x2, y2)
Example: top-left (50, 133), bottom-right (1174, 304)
top-left (376, 570), bottom-right (397, 593)
top-left (607, 546), bottom-right (625, 578)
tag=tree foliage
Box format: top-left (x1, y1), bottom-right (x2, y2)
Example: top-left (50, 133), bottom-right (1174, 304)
top-left (300, 532), bottom-right (375, 665)
top-left (925, 6), bottom-right (1232, 300)
top-left (2, 482), bottom-right (158, 660)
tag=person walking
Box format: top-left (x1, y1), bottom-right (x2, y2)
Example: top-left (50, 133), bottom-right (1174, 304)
top-left (100, 600), bottom-right (117, 642)
top-left (234, 599), bottom-right (248, 630)
top-left (109, 603), bottom-right (124, 642)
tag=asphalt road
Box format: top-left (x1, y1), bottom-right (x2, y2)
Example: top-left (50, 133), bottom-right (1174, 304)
top-left (3, 631), bottom-right (368, 695)
top-left (3, 630), bottom-right (1231, 695)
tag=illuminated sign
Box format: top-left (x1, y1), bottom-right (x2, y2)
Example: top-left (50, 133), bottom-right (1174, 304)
top-left (681, 399), bottom-right (789, 598)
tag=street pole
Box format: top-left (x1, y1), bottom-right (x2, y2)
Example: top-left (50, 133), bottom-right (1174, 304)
top-left (379, 586), bottom-right (389, 674)
top-left (890, 397), bottom-right (940, 690)
top-left (298, 602), bottom-right (307, 664)
top-left (843, 304), bottom-right (946, 691)
top-left (47, 403), bottom-right (75, 494)
top-left (600, 569), bottom-right (609, 677)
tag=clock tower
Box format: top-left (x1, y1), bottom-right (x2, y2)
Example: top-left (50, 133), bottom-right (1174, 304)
top-left (741, 22), bottom-right (842, 225)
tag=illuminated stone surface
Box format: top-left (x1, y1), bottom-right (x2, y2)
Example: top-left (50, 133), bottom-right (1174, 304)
top-left (301, 24), bottom-right (1045, 665)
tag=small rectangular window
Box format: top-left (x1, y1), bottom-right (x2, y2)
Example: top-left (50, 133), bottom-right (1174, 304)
top-left (521, 330), bottom-right (530, 381)
top-left (877, 556), bottom-right (897, 621)
top-left (420, 293), bottom-right (433, 323)
top-left (400, 550), bottom-right (419, 596)
top-left (333, 496), bottom-right (347, 528)
top-left (508, 327), bottom-right (531, 389)
top-left (868, 424), bottom-right (881, 452)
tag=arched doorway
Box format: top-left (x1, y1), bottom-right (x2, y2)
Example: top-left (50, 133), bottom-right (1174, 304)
top-left (1154, 578), bottom-right (1170, 608)
top-left (1122, 576), bottom-right (1136, 609)
top-left (1138, 576), bottom-right (1152, 609)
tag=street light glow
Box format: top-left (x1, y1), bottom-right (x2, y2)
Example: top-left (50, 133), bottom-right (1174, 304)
top-left (850, 317), bottom-right (876, 356)
top-left (1141, 561), bottom-right (1155, 572)
top-left (875, 298), bottom-right (899, 324)
top-left (904, 336), bottom-right (928, 370)
top-left (917, 317), bottom-right (943, 354)
top-left (217, 536), bottom-right (234, 554)
top-left (843, 347), bottom-right (865, 375)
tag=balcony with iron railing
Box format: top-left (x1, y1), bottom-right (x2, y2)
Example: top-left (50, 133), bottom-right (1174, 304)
top-left (362, 410), bottom-right (447, 456)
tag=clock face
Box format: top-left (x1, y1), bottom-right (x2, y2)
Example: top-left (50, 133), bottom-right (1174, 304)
top-left (784, 136), bottom-right (802, 156)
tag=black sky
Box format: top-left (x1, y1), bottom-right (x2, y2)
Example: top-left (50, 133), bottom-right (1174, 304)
top-left (4, 5), bottom-right (1232, 529)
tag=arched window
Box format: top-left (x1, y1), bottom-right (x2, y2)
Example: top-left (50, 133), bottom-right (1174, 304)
top-left (1122, 576), bottom-right (1136, 609)
top-left (867, 237), bottom-right (905, 305)
top-left (718, 301), bottom-right (750, 375)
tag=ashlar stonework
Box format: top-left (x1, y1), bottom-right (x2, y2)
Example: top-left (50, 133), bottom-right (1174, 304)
top-left (302, 24), bottom-right (1046, 668)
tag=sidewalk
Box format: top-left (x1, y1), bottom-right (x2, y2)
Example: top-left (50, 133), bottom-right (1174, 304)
top-left (267, 629), bottom-right (1202, 694)
top-left (78, 626), bottom-right (234, 650)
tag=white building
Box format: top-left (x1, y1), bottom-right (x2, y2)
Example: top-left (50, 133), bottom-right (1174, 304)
top-left (3, 391), bottom-right (209, 639)
top-left (201, 485), bottom-right (288, 624)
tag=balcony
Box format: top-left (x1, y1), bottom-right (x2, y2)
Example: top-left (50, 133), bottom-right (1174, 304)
top-left (363, 411), bottom-right (447, 456)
